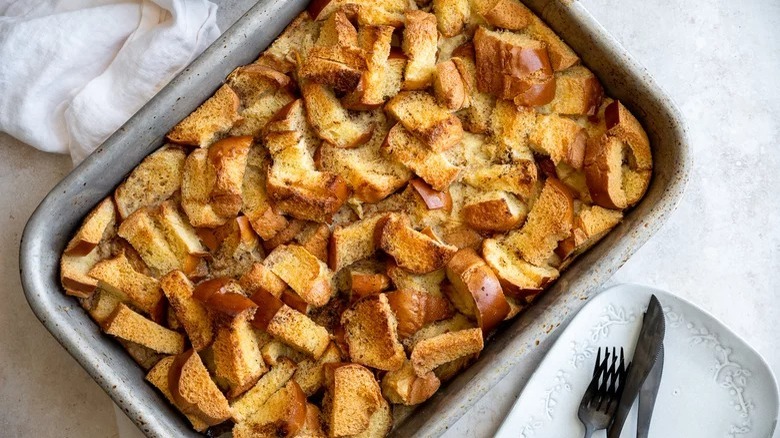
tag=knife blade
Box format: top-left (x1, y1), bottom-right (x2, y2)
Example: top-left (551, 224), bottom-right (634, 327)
top-left (607, 294), bottom-right (666, 438)
top-left (637, 344), bottom-right (664, 438)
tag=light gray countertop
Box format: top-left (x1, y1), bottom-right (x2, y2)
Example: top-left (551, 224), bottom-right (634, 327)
top-left (0, 0), bottom-right (777, 437)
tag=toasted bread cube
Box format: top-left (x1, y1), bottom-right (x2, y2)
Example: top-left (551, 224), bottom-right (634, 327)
top-left (406, 313), bottom-right (475, 350)
top-left (156, 201), bottom-right (207, 271)
top-left (263, 219), bottom-right (307, 252)
top-left (381, 124), bottom-right (460, 191)
top-left (341, 293), bottom-right (406, 371)
top-left (385, 289), bottom-right (455, 339)
top-left (167, 84), bottom-right (243, 147)
top-left (267, 305), bottom-right (331, 359)
top-left (61, 244), bottom-right (103, 298)
top-left (301, 82), bottom-right (374, 149)
top-left (160, 271), bottom-right (213, 351)
top-left (119, 339), bottom-right (164, 371)
top-left (351, 396), bottom-right (392, 438)
top-left (433, 0), bottom-right (470, 37)
top-left (473, 26), bottom-right (555, 106)
top-left (350, 269), bottom-right (391, 298)
top-left (525, 14), bottom-right (579, 71)
top-left (146, 356), bottom-right (211, 432)
top-left (557, 204), bottom-right (622, 263)
top-left (227, 64), bottom-right (291, 106)
top-left (503, 178), bottom-right (574, 266)
top-left (240, 262), bottom-right (288, 298)
top-left (80, 287), bottom-right (124, 324)
top-left (113, 146), bottom-right (185, 219)
top-left (169, 350), bottom-right (232, 426)
top-left (410, 327), bottom-right (483, 376)
top-left (64, 197), bottom-right (116, 256)
top-left (386, 263), bottom-right (446, 297)
top-left (402, 11), bottom-right (438, 90)
top-left (324, 363), bottom-right (382, 437)
top-left (294, 342), bottom-right (343, 396)
top-left (298, 403), bottom-right (327, 438)
top-left (118, 207), bottom-right (180, 276)
top-left (103, 304), bottom-right (184, 354)
top-left (264, 244), bottom-right (333, 307)
top-left (232, 88), bottom-right (297, 139)
top-left (230, 357), bottom-right (298, 423)
top-left (542, 66), bottom-right (604, 116)
top-left (342, 25), bottom-right (395, 110)
top-left (319, 118), bottom-right (412, 203)
top-left (181, 148), bottom-right (230, 228)
top-left (385, 91), bottom-right (463, 152)
top-left (381, 360), bottom-right (440, 405)
top-left (257, 12), bottom-right (320, 73)
top-left (490, 99), bottom-right (537, 151)
top-left (295, 222), bottom-right (331, 263)
top-left (452, 55), bottom-right (496, 134)
top-left (208, 215), bottom-right (264, 279)
top-left (241, 146), bottom-right (289, 240)
top-left (461, 191), bottom-right (527, 232)
top-left (482, 238), bottom-right (559, 298)
top-left (473, 0), bottom-right (532, 31)
top-left (232, 380), bottom-right (308, 438)
top-left (462, 161), bottom-right (537, 200)
top-left (433, 60), bottom-right (467, 111)
top-left (379, 213), bottom-right (458, 274)
top-left (300, 45), bottom-right (367, 94)
top-left (261, 339), bottom-right (308, 366)
top-left (328, 213), bottom-right (388, 271)
top-left (88, 252), bottom-right (163, 317)
top-left (530, 113), bottom-right (588, 169)
top-left (207, 136), bottom-right (252, 217)
top-left (212, 309), bottom-right (267, 398)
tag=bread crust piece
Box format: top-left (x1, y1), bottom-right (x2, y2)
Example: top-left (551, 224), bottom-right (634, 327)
top-left (584, 100), bottom-right (652, 209)
top-left (232, 380), bottom-right (308, 438)
top-left (385, 289), bottom-right (455, 339)
top-left (160, 271), bottom-right (213, 351)
top-left (530, 113), bottom-right (588, 169)
top-left (103, 303), bottom-right (185, 354)
top-left (433, 60), bottom-right (468, 111)
top-left (445, 248), bottom-right (510, 333)
top-left (230, 357), bottom-right (298, 423)
top-left (167, 84), bottom-right (243, 147)
top-left (168, 349), bottom-right (232, 427)
top-left (473, 0), bottom-right (533, 31)
top-left (473, 26), bottom-right (556, 106)
top-left (301, 82), bottom-right (375, 149)
top-left (556, 204), bottom-right (622, 265)
top-left (461, 191), bottom-right (527, 232)
top-left (402, 10), bottom-right (438, 90)
top-left (385, 91), bottom-right (464, 152)
top-left (323, 363), bottom-right (383, 437)
top-left (503, 178), bottom-right (574, 266)
top-left (113, 147), bottom-right (186, 219)
top-left (146, 357), bottom-right (210, 432)
top-left (410, 327), bottom-right (484, 376)
top-left (381, 124), bottom-right (461, 191)
top-left (208, 136), bottom-right (252, 218)
top-left (433, 0), bottom-right (470, 37)
top-left (379, 213), bottom-right (458, 274)
top-left (328, 213), bottom-right (389, 271)
top-left (481, 238), bottom-right (559, 299)
top-left (264, 244), bottom-right (333, 307)
top-left (381, 360), bottom-right (440, 405)
top-left (341, 293), bottom-right (406, 371)
top-left (542, 65), bottom-right (604, 116)
top-left (212, 308), bottom-right (267, 398)
top-left (88, 252), bottom-right (164, 317)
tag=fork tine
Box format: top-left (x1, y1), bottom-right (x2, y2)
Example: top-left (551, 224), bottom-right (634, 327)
top-left (595, 347), bottom-right (611, 410)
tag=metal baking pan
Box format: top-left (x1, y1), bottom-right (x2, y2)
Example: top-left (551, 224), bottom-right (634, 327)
top-left (19, 0), bottom-right (690, 436)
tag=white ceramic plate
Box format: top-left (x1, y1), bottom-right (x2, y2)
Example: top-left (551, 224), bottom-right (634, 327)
top-left (495, 284), bottom-right (779, 438)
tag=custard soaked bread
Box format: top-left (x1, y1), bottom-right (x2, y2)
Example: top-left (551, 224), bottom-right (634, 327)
top-left (59, 0), bottom-right (651, 434)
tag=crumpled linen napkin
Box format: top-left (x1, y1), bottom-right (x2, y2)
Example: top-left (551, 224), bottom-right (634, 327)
top-left (0, 0), bottom-right (221, 163)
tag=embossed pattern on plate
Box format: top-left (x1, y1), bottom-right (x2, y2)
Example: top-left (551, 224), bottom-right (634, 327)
top-left (495, 284), bottom-right (779, 438)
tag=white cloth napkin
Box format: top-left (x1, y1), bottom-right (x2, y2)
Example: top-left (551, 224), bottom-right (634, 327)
top-left (0, 0), bottom-right (221, 163)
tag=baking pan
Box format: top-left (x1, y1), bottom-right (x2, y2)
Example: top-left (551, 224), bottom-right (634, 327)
top-left (19, 0), bottom-right (690, 436)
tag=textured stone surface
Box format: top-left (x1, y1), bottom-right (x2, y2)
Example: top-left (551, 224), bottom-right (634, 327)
top-left (0, 0), bottom-right (777, 437)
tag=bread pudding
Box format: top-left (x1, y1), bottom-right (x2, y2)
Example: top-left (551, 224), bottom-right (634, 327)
top-left (59, 0), bottom-right (652, 435)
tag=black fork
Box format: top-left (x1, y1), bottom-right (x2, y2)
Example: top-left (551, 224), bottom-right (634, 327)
top-left (577, 347), bottom-right (629, 438)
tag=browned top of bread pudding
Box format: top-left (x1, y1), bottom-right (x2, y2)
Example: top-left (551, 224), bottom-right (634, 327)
top-left (59, 0), bottom-right (652, 435)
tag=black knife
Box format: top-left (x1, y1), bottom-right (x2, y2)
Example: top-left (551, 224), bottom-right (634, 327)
top-left (637, 344), bottom-right (664, 438)
top-left (607, 295), bottom-right (666, 438)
